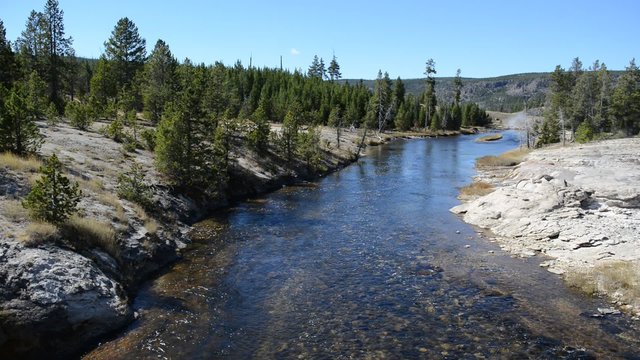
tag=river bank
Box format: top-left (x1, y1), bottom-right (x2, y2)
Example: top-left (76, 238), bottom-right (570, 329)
top-left (451, 137), bottom-right (640, 316)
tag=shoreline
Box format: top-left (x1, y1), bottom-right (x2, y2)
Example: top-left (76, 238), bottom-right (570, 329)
top-left (451, 137), bottom-right (640, 317)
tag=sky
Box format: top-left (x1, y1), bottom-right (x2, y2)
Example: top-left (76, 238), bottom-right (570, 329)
top-left (1, 0), bottom-right (639, 79)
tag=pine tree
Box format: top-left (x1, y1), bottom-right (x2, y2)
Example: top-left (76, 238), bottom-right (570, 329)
top-left (318, 58), bottom-right (327, 80)
top-left (308, 55), bottom-right (321, 78)
top-left (281, 107), bottom-right (299, 161)
top-left (0, 85), bottom-right (43, 154)
top-left (142, 39), bottom-right (177, 123)
top-left (423, 58), bottom-right (437, 129)
top-left (155, 61), bottom-right (222, 190)
top-left (328, 55), bottom-right (341, 81)
top-left (611, 59), bottom-right (640, 135)
top-left (393, 77), bottom-right (405, 110)
top-left (15, 11), bottom-right (47, 78)
top-left (249, 103), bottom-right (270, 153)
top-left (22, 154), bottom-right (81, 224)
top-left (454, 69), bottom-right (463, 104)
top-left (42, 0), bottom-right (74, 112)
top-left (0, 20), bottom-right (18, 88)
top-left (104, 18), bottom-right (146, 91)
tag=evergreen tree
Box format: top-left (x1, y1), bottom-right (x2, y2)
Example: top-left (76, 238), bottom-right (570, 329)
top-left (142, 39), bottom-right (177, 123)
top-left (89, 56), bottom-right (117, 115)
top-left (280, 107), bottom-right (300, 161)
top-left (543, 65), bottom-right (572, 144)
top-left (0, 85), bottom-right (43, 154)
top-left (42, 0), bottom-right (74, 112)
top-left (611, 59), bottom-right (640, 135)
top-left (24, 70), bottom-right (49, 120)
top-left (369, 70), bottom-right (393, 132)
top-left (318, 57), bottom-right (327, 80)
top-left (308, 55), bottom-right (321, 78)
top-left (104, 17), bottom-right (146, 91)
top-left (454, 68), bottom-right (463, 104)
top-left (393, 77), bottom-right (405, 110)
top-left (22, 154), bottom-right (81, 224)
top-left (0, 20), bottom-right (18, 88)
top-left (594, 63), bottom-right (612, 131)
top-left (15, 11), bottom-right (47, 78)
top-left (155, 61), bottom-right (223, 191)
top-left (328, 55), bottom-right (341, 81)
top-left (249, 103), bottom-right (270, 153)
top-left (423, 58), bottom-right (437, 129)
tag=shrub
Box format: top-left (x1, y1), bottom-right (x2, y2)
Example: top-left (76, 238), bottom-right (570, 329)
top-left (102, 118), bottom-right (125, 142)
top-left (575, 121), bottom-right (595, 144)
top-left (22, 154), bottom-right (82, 224)
top-left (117, 162), bottom-right (153, 209)
top-left (65, 101), bottom-right (95, 130)
top-left (141, 128), bottom-right (156, 150)
top-left (296, 127), bottom-right (322, 170)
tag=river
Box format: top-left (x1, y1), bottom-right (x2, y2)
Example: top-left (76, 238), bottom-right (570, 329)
top-left (85, 131), bottom-right (640, 359)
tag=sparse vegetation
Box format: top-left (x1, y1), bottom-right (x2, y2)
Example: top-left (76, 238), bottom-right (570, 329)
top-left (0, 152), bottom-right (42, 172)
top-left (565, 261), bottom-right (640, 312)
top-left (476, 148), bottom-right (529, 168)
top-left (64, 215), bottom-right (119, 259)
top-left (20, 221), bottom-right (60, 247)
top-left (117, 162), bottom-right (153, 209)
top-left (460, 181), bottom-right (494, 197)
top-left (1, 199), bottom-right (28, 221)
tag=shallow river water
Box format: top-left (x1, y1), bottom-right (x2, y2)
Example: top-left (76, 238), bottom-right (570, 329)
top-left (85, 132), bottom-right (640, 359)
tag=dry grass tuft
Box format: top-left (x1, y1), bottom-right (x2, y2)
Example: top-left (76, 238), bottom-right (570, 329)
top-left (99, 193), bottom-right (127, 223)
top-left (65, 215), bottom-right (119, 259)
top-left (0, 152), bottom-right (42, 172)
top-left (144, 218), bottom-right (159, 235)
top-left (1, 199), bottom-right (29, 222)
top-left (565, 261), bottom-right (640, 311)
top-left (79, 177), bottom-right (105, 193)
top-left (20, 221), bottom-right (60, 247)
top-left (476, 148), bottom-right (529, 168)
top-left (132, 203), bottom-right (148, 222)
top-left (460, 181), bottom-right (494, 197)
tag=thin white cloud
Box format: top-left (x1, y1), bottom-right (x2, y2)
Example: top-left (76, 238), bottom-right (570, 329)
top-left (290, 48), bottom-right (300, 56)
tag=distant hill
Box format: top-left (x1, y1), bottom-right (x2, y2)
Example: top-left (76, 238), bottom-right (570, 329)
top-left (342, 71), bottom-right (622, 113)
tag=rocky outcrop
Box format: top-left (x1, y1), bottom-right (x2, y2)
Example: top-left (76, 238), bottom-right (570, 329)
top-left (0, 240), bottom-right (131, 358)
top-left (452, 137), bottom-right (640, 289)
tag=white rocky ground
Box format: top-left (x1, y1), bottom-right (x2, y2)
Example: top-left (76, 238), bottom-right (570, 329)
top-left (452, 138), bottom-right (640, 312)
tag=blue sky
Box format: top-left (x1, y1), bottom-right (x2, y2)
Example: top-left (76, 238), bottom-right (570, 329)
top-left (1, 0), bottom-right (638, 79)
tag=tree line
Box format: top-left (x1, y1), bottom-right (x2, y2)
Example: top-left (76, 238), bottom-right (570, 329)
top-left (539, 57), bottom-right (640, 144)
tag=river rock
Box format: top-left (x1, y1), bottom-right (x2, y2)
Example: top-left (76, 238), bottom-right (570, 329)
top-left (0, 240), bottom-right (132, 357)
